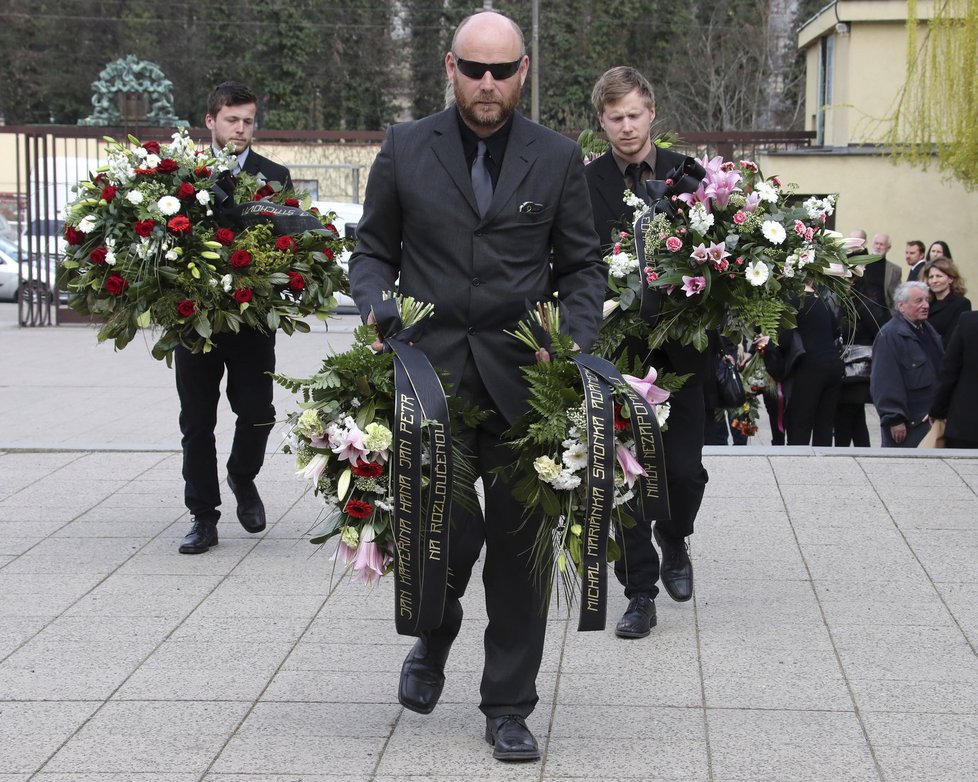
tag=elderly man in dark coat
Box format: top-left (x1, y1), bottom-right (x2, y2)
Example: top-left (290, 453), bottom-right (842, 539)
top-left (870, 281), bottom-right (944, 447)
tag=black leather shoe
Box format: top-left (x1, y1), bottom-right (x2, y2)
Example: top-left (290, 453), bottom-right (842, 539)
top-left (227, 475), bottom-right (266, 533)
top-left (485, 715), bottom-right (540, 761)
top-left (655, 527), bottom-right (693, 602)
top-left (615, 594), bottom-right (657, 638)
top-left (178, 518), bottom-right (218, 554)
top-left (398, 637), bottom-right (450, 714)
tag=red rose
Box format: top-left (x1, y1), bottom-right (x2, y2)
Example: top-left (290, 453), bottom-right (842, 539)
top-left (134, 219), bottom-right (155, 237)
top-left (157, 159), bottom-right (179, 173)
top-left (176, 182), bottom-right (195, 200)
top-left (287, 271), bottom-right (305, 291)
top-left (167, 215), bottom-right (192, 234)
top-left (104, 273), bottom-right (128, 296)
top-left (65, 226), bottom-right (84, 246)
top-left (101, 185), bottom-right (118, 202)
top-left (284, 198), bottom-right (299, 207)
top-left (89, 246), bottom-right (108, 265)
top-left (135, 167), bottom-right (156, 176)
top-left (93, 173), bottom-right (107, 184)
top-left (253, 184), bottom-right (275, 200)
top-left (324, 223), bottom-right (337, 236)
top-left (234, 288), bottom-right (253, 303)
top-left (177, 299), bottom-right (196, 317)
top-left (344, 498), bottom-right (373, 520)
top-left (323, 248), bottom-right (335, 262)
top-left (142, 141), bottom-right (161, 155)
top-left (230, 250), bottom-right (252, 268)
top-left (195, 165), bottom-right (211, 177)
top-left (352, 459), bottom-right (384, 478)
top-left (214, 228), bottom-right (235, 246)
top-left (275, 236), bottom-right (297, 253)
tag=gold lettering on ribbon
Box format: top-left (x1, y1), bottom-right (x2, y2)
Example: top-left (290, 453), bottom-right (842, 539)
top-left (585, 562), bottom-right (602, 612)
top-left (427, 423), bottom-right (448, 563)
top-left (394, 392), bottom-right (416, 621)
top-left (635, 407), bottom-right (660, 501)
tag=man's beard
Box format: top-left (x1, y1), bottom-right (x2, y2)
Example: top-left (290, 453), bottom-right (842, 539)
top-left (453, 79), bottom-right (520, 129)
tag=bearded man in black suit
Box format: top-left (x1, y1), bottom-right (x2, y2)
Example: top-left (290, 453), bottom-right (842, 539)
top-left (177, 82), bottom-right (293, 555)
top-left (349, 11), bottom-right (605, 761)
top-left (585, 67), bottom-right (709, 639)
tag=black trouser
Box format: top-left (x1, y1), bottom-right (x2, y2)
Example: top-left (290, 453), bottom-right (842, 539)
top-left (423, 355), bottom-right (548, 719)
top-left (174, 329), bottom-right (276, 520)
top-left (615, 379), bottom-right (708, 598)
top-left (834, 381), bottom-right (871, 447)
top-left (784, 356), bottom-right (843, 446)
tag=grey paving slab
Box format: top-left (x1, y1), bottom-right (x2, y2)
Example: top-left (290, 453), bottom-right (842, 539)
top-left (210, 735), bottom-right (385, 776)
top-left (847, 677), bottom-right (978, 713)
top-left (543, 737), bottom-right (710, 780)
top-left (706, 708), bottom-right (880, 782)
top-left (0, 701), bottom-right (101, 774)
top-left (34, 775), bottom-right (199, 782)
top-left (814, 581), bottom-right (955, 627)
top-left (42, 701), bottom-right (251, 774)
top-left (0, 536), bottom-right (145, 575)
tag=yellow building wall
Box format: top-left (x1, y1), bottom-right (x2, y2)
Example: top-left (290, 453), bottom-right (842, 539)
top-left (758, 149), bottom-right (978, 288)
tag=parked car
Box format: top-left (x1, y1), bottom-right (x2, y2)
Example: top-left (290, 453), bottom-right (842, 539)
top-left (0, 236), bottom-right (57, 303)
top-left (313, 200), bottom-right (363, 312)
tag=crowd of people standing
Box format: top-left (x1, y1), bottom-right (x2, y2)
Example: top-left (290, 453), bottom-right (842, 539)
top-left (710, 233), bottom-right (974, 449)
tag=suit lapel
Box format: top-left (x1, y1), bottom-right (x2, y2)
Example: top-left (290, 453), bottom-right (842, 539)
top-left (488, 114), bottom-right (537, 222)
top-left (593, 151), bottom-right (628, 222)
top-left (430, 109), bottom-right (481, 217)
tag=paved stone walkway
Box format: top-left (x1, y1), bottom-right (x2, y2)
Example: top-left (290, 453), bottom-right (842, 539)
top-left (1, 305), bottom-right (976, 781)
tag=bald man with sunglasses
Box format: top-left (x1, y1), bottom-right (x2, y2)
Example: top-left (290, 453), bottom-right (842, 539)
top-left (349, 10), bottom-right (604, 762)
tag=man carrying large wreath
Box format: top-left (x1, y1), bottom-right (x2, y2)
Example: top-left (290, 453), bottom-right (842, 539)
top-left (176, 82), bottom-right (293, 555)
top-left (585, 66), bottom-right (709, 637)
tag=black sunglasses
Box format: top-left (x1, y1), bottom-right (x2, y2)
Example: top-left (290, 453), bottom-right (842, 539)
top-left (452, 53), bottom-right (522, 81)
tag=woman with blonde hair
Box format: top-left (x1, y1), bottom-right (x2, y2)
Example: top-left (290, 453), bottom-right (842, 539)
top-left (923, 256), bottom-right (971, 347)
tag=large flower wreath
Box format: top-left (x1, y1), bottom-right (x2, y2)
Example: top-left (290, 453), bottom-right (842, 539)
top-left (499, 303), bottom-right (683, 629)
top-left (277, 296), bottom-right (484, 635)
top-left (57, 129), bottom-right (352, 361)
top-left (583, 141), bottom-right (876, 357)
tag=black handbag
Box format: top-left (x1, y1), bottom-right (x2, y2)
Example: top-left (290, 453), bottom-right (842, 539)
top-left (841, 344), bottom-right (872, 384)
top-left (716, 359), bottom-right (747, 408)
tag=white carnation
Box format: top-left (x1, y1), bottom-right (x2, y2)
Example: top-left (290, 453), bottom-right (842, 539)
top-left (126, 189), bottom-right (144, 206)
top-left (754, 182), bottom-right (778, 203)
top-left (77, 215), bottom-right (97, 234)
top-left (196, 190), bottom-right (211, 206)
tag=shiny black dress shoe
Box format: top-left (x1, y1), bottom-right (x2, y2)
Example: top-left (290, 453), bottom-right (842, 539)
top-left (485, 715), bottom-right (540, 761)
top-left (227, 475), bottom-right (266, 533)
top-left (654, 527), bottom-right (693, 602)
top-left (398, 637), bottom-right (451, 714)
top-left (178, 517), bottom-right (218, 554)
top-left (615, 594), bottom-right (657, 638)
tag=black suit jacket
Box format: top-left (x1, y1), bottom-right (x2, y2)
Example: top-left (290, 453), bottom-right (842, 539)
top-left (584, 146), bottom-right (709, 379)
top-left (930, 310), bottom-right (978, 441)
top-left (349, 108), bottom-right (606, 425)
top-left (243, 149), bottom-right (293, 191)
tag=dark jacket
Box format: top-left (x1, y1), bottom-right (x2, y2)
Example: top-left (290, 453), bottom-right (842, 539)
top-left (927, 293), bottom-right (972, 348)
top-left (584, 146), bottom-right (710, 380)
top-left (349, 108), bottom-right (606, 426)
top-left (243, 149), bottom-right (293, 191)
top-left (929, 310), bottom-right (978, 442)
top-left (870, 314), bottom-right (943, 428)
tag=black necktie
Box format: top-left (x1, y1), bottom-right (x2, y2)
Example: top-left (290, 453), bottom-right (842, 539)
top-left (625, 162), bottom-right (650, 203)
top-left (471, 140), bottom-right (493, 216)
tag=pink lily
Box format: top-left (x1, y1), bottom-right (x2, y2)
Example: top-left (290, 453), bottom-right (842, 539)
top-left (298, 453), bottom-right (329, 483)
top-left (690, 243), bottom-right (710, 264)
top-left (681, 275), bottom-right (707, 296)
top-left (352, 524), bottom-right (387, 584)
top-left (704, 168), bottom-right (742, 209)
top-left (334, 539), bottom-right (357, 567)
top-left (331, 424), bottom-right (369, 465)
top-left (616, 444), bottom-right (647, 488)
top-left (623, 367), bottom-right (671, 406)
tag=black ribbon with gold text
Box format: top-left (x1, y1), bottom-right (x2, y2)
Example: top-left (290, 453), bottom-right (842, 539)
top-left (372, 299), bottom-right (452, 637)
top-left (571, 353), bottom-right (671, 631)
